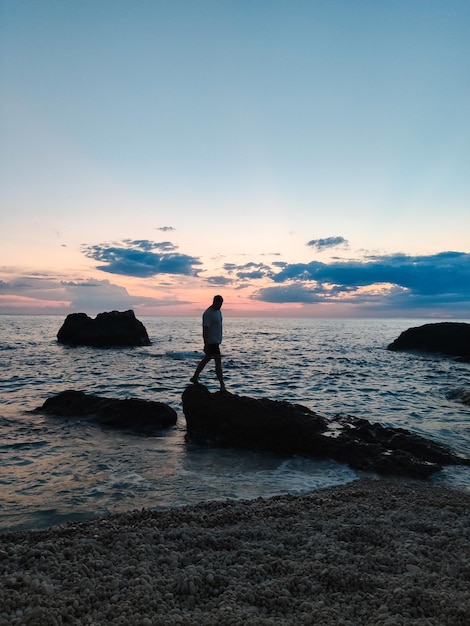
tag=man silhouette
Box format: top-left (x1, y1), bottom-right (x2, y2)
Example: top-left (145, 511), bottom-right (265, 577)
top-left (190, 295), bottom-right (226, 391)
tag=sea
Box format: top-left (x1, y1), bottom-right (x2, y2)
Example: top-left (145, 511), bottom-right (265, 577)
top-left (1, 315), bottom-right (469, 534)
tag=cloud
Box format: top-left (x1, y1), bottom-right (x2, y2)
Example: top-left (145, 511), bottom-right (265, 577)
top-left (157, 226), bottom-right (176, 232)
top-left (237, 271), bottom-right (267, 280)
top-left (252, 251), bottom-right (470, 310)
top-left (81, 240), bottom-right (202, 278)
top-left (3, 245), bottom-right (469, 317)
top-left (0, 275), bottom-right (69, 302)
top-left (306, 236), bottom-right (348, 251)
top-left (272, 251), bottom-right (469, 293)
top-left (222, 261), bottom-right (272, 281)
top-left (253, 284), bottom-right (326, 303)
top-left (0, 276), bottom-right (183, 314)
top-left (59, 279), bottom-right (141, 310)
top-left (120, 239), bottom-right (177, 252)
top-left (206, 276), bottom-right (233, 286)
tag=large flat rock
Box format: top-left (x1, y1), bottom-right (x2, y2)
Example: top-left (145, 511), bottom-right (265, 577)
top-left (182, 384), bottom-right (470, 479)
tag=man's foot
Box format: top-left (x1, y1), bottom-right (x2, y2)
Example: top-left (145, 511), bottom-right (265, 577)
top-left (190, 377), bottom-right (199, 384)
top-left (220, 385), bottom-right (227, 392)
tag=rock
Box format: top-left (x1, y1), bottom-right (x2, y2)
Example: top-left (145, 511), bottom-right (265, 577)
top-left (446, 387), bottom-right (470, 406)
top-left (183, 384), bottom-right (328, 450)
top-left (35, 390), bottom-right (177, 432)
top-left (387, 322), bottom-right (470, 357)
top-left (182, 385), bottom-right (470, 479)
top-left (57, 310), bottom-right (151, 347)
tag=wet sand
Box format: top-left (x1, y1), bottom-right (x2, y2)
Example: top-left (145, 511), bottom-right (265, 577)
top-left (1, 478), bottom-right (469, 625)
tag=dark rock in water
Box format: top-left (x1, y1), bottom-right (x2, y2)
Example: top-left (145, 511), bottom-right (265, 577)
top-left (182, 385), bottom-right (470, 479)
top-left (446, 387), bottom-right (470, 407)
top-left (57, 310), bottom-right (150, 347)
top-left (387, 322), bottom-right (470, 358)
top-left (184, 384), bottom-right (328, 450)
top-left (36, 390), bottom-right (177, 432)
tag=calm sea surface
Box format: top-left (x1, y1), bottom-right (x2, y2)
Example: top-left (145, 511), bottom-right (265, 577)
top-left (1, 315), bottom-right (469, 532)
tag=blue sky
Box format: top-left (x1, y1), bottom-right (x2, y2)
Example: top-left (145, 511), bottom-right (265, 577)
top-left (0, 0), bottom-right (469, 317)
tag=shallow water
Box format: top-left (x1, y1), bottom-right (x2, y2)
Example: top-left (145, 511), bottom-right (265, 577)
top-left (1, 315), bottom-right (469, 532)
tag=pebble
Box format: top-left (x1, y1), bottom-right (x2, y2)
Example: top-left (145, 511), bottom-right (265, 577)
top-left (0, 479), bottom-right (469, 625)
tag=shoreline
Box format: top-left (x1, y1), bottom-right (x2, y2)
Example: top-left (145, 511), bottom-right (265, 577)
top-left (1, 478), bottom-right (469, 625)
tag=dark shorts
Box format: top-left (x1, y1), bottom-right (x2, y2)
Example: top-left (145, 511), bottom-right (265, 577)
top-left (204, 343), bottom-right (220, 356)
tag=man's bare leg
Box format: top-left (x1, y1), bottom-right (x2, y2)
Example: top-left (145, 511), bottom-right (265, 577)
top-left (190, 354), bottom-right (211, 383)
top-left (214, 355), bottom-right (226, 391)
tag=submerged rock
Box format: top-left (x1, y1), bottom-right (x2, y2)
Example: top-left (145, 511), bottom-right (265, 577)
top-left (35, 390), bottom-right (177, 432)
top-left (387, 322), bottom-right (470, 358)
top-left (57, 310), bottom-right (150, 347)
top-left (182, 384), bottom-right (470, 479)
top-left (447, 387), bottom-right (470, 407)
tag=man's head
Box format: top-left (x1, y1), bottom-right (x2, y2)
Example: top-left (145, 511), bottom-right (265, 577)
top-left (212, 295), bottom-right (223, 310)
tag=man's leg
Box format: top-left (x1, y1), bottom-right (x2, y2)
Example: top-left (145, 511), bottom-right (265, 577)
top-left (191, 354), bottom-right (211, 383)
top-left (214, 354), bottom-right (226, 391)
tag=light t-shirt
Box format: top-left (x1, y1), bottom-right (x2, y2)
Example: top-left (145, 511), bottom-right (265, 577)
top-left (202, 306), bottom-right (223, 344)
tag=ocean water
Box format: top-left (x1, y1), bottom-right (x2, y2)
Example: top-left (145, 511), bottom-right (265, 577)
top-left (1, 315), bottom-right (469, 533)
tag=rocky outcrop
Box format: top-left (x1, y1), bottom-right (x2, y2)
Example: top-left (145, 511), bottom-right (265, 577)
top-left (182, 384), bottom-right (470, 479)
top-left (57, 310), bottom-right (150, 347)
top-left (387, 322), bottom-right (470, 358)
top-left (447, 387), bottom-right (470, 407)
top-left (35, 390), bottom-right (177, 432)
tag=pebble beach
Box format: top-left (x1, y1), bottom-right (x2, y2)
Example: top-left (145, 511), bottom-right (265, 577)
top-left (1, 478), bottom-right (469, 626)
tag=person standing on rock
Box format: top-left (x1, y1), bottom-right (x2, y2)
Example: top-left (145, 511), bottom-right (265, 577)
top-left (190, 295), bottom-right (226, 391)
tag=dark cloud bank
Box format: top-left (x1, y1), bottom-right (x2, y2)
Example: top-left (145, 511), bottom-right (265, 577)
top-left (79, 239), bottom-right (470, 315)
top-left (252, 251), bottom-right (470, 313)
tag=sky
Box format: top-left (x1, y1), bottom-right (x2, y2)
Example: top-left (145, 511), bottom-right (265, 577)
top-left (1, 0), bottom-right (469, 318)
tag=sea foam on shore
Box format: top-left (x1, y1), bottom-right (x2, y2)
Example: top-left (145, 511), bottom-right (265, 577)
top-left (1, 478), bottom-right (469, 625)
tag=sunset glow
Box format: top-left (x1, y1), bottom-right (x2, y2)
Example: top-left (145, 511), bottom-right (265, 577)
top-left (1, 1), bottom-right (469, 318)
